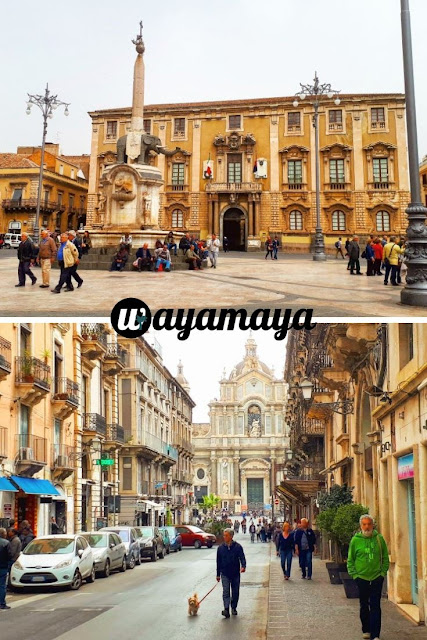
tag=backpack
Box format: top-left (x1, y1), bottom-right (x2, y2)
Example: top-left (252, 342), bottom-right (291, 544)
top-left (335, 241), bottom-right (340, 249)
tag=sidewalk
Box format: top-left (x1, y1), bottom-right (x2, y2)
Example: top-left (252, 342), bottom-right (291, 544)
top-left (267, 547), bottom-right (424, 640)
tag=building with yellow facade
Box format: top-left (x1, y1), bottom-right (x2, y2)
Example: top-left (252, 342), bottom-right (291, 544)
top-left (87, 93), bottom-right (410, 251)
top-left (0, 144), bottom-right (89, 235)
top-left (284, 323), bottom-right (427, 625)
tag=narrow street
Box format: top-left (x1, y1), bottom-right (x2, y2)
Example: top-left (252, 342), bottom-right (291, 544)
top-left (0, 530), bottom-right (269, 640)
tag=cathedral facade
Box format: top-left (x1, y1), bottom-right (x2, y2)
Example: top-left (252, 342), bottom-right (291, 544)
top-left (192, 338), bottom-right (289, 514)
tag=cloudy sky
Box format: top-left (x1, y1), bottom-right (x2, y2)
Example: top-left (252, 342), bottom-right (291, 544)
top-left (150, 329), bottom-right (288, 422)
top-left (2, 0), bottom-right (427, 159)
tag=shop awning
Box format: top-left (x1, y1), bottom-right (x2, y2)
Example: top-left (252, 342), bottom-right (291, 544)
top-left (0, 477), bottom-right (18, 492)
top-left (10, 476), bottom-right (61, 496)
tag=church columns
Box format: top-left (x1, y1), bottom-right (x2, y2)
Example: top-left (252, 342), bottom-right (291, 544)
top-left (211, 456), bottom-right (217, 494)
top-left (213, 200), bottom-right (220, 235)
top-left (233, 456), bottom-right (240, 496)
top-left (254, 195), bottom-right (260, 236)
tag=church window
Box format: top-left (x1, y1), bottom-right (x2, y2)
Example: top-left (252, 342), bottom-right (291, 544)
top-left (197, 468), bottom-right (205, 480)
top-left (237, 385), bottom-right (243, 400)
top-left (227, 416), bottom-right (232, 434)
top-left (265, 415), bottom-right (271, 435)
top-left (172, 209), bottom-right (184, 228)
top-left (218, 416), bottom-right (224, 434)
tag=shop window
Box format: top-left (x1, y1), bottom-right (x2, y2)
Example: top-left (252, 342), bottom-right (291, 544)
top-left (289, 210), bottom-right (303, 230)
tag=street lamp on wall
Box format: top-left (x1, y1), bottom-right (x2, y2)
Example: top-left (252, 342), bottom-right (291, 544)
top-left (26, 84), bottom-right (70, 241)
top-left (293, 73), bottom-right (341, 261)
top-left (299, 377), bottom-right (354, 415)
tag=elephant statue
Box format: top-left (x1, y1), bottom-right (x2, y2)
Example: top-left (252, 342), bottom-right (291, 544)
top-left (116, 133), bottom-right (182, 165)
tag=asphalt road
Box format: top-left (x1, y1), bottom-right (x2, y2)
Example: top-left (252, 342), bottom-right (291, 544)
top-left (1, 532), bottom-right (269, 640)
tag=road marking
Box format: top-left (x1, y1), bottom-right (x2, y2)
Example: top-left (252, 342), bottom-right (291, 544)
top-left (30, 608), bottom-right (56, 612)
top-left (8, 593), bottom-right (53, 608)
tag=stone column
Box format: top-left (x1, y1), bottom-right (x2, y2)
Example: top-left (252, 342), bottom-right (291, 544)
top-left (270, 114), bottom-right (280, 192)
top-left (208, 198), bottom-right (214, 235)
top-left (248, 196), bottom-right (254, 236)
top-left (87, 124), bottom-right (100, 227)
top-left (254, 197), bottom-right (260, 236)
top-left (192, 120), bottom-right (201, 193)
top-left (233, 457), bottom-right (240, 496)
top-left (213, 200), bottom-right (220, 235)
top-left (131, 53), bottom-right (145, 132)
top-left (211, 457), bottom-right (217, 494)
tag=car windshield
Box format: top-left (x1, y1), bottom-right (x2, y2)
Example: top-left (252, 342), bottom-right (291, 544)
top-left (164, 527), bottom-right (176, 536)
top-left (191, 527), bottom-right (204, 533)
top-left (140, 527), bottom-right (154, 536)
top-left (82, 534), bottom-right (106, 548)
top-left (24, 538), bottom-right (75, 555)
top-left (107, 529), bottom-right (129, 542)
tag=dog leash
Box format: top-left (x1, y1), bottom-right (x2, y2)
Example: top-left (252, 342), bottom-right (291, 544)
top-left (198, 582), bottom-right (218, 605)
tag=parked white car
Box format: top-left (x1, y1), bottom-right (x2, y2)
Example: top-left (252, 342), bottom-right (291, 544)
top-left (81, 531), bottom-right (127, 577)
top-left (10, 534), bottom-right (95, 591)
top-left (3, 233), bottom-right (21, 249)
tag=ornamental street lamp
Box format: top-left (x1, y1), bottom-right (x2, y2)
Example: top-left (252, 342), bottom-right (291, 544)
top-left (400, 0), bottom-right (427, 306)
top-left (298, 377), bottom-right (354, 415)
top-left (293, 73), bottom-right (341, 261)
top-left (26, 84), bottom-right (70, 241)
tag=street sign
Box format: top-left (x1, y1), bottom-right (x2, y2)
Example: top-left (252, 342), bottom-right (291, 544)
top-left (95, 459), bottom-right (114, 466)
top-left (274, 499), bottom-right (280, 505)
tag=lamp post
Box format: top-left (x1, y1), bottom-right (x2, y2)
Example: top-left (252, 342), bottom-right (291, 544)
top-left (400, 0), bottom-right (427, 306)
top-left (26, 84), bottom-right (70, 241)
top-left (293, 73), bottom-right (341, 261)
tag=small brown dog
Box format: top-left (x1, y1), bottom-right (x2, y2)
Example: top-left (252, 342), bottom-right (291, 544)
top-left (188, 593), bottom-right (200, 616)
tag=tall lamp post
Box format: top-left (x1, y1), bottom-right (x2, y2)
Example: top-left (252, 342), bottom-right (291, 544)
top-left (26, 84), bottom-right (70, 241)
top-left (400, 0), bottom-right (427, 306)
top-left (293, 73), bottom-right (341, 261)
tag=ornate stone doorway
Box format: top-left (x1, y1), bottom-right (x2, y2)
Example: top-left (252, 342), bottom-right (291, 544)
top-left (222, 207), bottom-right (246, 251)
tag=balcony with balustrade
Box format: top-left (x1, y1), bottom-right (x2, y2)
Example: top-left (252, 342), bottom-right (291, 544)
top-left (51, 444), bottom-right (76, 481)
top-left (2, 198), bottom-right (66, 213)
top-left (83, 413), bottom-right (106, 437)
top-left (0, 427), bottom-right (7, 460)
top-left (52, 377), bottom-right (79, 419)
top-left (0, 338), bottom-right (11, 381)
top-left (105, 424), bottom-right (125, 446)
top-left (103, 344), bottom-right (128, 375)
top-left (80, 324), bottom-right (108, 359)
top-left (15, 356), bottom-right (51, 406)
top-left (132, 432), bottom-right (178, 466)
top-left (15, 434), bottom-right (47, 476)
top-left (205, 182), bottom-right (262, 194)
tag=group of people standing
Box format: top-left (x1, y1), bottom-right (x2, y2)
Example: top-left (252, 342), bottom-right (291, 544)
top-left (337, 234), bottom-right (406, 286)
top-left (0, 519), bottom-right (35, 610)
top-left (15, 229), bottom-right (88, 293)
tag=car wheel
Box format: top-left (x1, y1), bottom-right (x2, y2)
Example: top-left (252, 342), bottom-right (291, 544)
top-left (179, 545), bottom-right (183, 551)
top-left (194, 540), bottom-right (202, 549)
top-left (128, 554), bottom-right (135, 569)
top-left (86, 565), bottom-right (96, 583)
top-left (151, 549), bottom-right (157, 562)
top-left (102, 559), bottom-right (110, 578)
top-left (119, 556), bottom-right (126, 572)
top-left (70, 570), bottom-right (82, 591)
top-left (206, 543), bottom-right (213, 549)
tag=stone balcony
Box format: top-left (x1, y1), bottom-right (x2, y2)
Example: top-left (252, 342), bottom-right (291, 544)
top-left (15, 434), bottom-right (47, 476)
top-left (80, 324), bottom-right (108, 359)
top-left (0, 337), bottom-right (12, 382)
top-left (52, 377), bottom-right (79, 419)
top-left (51, 444), bottom-right (76, 481)
top-left (205, 182), bottom-right (262, 193)
top-left (15, 356), bottom-right (51, 406)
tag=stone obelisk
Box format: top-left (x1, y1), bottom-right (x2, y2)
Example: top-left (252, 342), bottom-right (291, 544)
top-left (126, 21), bottom-right (146, 161)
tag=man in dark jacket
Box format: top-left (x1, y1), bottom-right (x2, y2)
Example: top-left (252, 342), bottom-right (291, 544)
top-left (294, 518), bottom-right (316, 579)
top-left (216, 528), bottom-right (246, 618)
top-left (16, 232), bottom-right (37, 287)
top-left (67, 230), bottom-right (83, 290)
top-left (348, 236), bottom-right (362, 276)
top-left (19, 524), bottom-right (35, 550)
top-left (0, 528), bottom-right (11, 609)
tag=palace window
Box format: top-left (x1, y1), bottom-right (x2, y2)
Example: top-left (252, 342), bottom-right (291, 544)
top-left (329, 159), bottom-right (345, 184)
top-left (12, 188), bottom-right (23, 201)
top-left (172, 209), bottom-right (184, 228)
top-left (227, 154), bottom-right (242, 183)
top-left (143, 119), bottom-right (151, 134)
top-left (172, 163), bottom-right (185, 186)
top-left (372, 158), bottom-right (389, 186)
top-left (106, 120), bottom-right (118, 140)
top-left (371, 107), bottom-right (385, 129)
top-left (376, 210), bottom-right (391, 232)
top-left (122, 457), bottom-right (132, 490)
top-left (329, 109), bottom-right (343, 131)
top-left (289, 210), bottom-right (303, 230)
top-left (173, 118), bottom-right (186, 138)
top-left (288, 160), bottom-right (302, 184)
top-left (228, 115), bottom-right (241, 129)
top-left (288, 112), bottom-right (301, 132)
top-left (332, 210), bottom-right (346, 231)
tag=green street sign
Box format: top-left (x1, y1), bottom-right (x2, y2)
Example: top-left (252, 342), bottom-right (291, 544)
top-left (95, 458), bottom-right (114, 466)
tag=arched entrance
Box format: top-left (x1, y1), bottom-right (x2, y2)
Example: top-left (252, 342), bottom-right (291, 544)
top-left (222, 207), bottom-right (247, 251)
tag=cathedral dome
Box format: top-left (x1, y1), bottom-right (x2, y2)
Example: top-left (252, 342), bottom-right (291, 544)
top-left (230, 337), bottom-right (272, 378)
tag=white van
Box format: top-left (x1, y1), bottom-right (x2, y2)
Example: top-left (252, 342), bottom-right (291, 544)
top-left (3, 233), bottom-right (21, 249)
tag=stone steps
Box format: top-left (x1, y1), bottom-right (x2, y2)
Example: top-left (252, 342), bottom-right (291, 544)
top-left (75, 249), bottom-right (207, 271)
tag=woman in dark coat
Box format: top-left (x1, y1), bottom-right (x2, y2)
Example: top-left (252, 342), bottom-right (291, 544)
top-left (276, 522), bottom-right (295, 580)
top-left (365, 239), bottom-right (375, 276)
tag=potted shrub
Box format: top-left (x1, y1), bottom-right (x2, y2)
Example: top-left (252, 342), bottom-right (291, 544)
top-left (332, 503), bottom-right (369, 599)
top-left (317, 485), bottom-right (354, 583)
top-left (40, 348), bottom-right (51, 365)
top-left (206, 520), bottom-right (228, 545)
top-left (21, 351), bottom-right (34, 383)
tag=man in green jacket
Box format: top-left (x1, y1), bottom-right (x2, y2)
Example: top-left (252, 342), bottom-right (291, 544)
top-left (347, 514), bottom-right (389, 640)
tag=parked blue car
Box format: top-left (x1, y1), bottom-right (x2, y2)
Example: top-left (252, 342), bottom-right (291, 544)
top-left (162, 526), bottom-right (182, 552)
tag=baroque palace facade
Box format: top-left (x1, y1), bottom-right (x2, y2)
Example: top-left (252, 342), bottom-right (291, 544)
top-left (0, 324), bottom-right (195, 535)
top-left (284, 323), bottom-right (427, 625)
top-left (192, 337), bottom-right (289, 514)
top-left (87, 92), bottom-right (409, 251)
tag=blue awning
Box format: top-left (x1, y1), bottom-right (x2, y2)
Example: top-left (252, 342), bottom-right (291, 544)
top-left (0, 477), bottom-right (18, 492)
top-left (10, 476), bottom-right (61, 496)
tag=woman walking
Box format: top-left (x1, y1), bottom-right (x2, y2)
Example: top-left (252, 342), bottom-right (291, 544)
top-left (276, 522), bottom-right (295, 580)
top-left (265, 237), bottom-right (274, 260)
top-left (364, 239), bottom-right (375, 276)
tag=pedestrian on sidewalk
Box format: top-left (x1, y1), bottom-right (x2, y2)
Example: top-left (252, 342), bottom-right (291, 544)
top-left (347, 514), bottom-right (389, 640)
top-left (0, 528), bottom-right (11, 610)
top-left (363, 239), bottom-right (375, 276)
top-left (273, 235), bottom-right (280, 260)
top-left (383, 236), bottom-right (405, 287)
top-left (265, 237), bottom-right (274, 260)
top-left (52, 233), bottom-right (79, 294)
top-left (276, 522), bottom-right (295, 580)
top-left (294, 518), bottom-right (316, 579)
top-left (372, 237), bottom-right (384, 276)
top-left (256, 522), bottom-right (262, 542)
top-left (241, 518), bottom-right (247, 534)
top-left (335, 237), bottom-right (345, 259)
top-left (67, 230), bottom-right (84, 290)
top-left (206, 233), bottom-right (220, 268)
top-left (6, 528), bottom-right (21, 587)
top-left (15, 232), bottom-right (37, 287)
top-left (233, 519), bottom-right (240, 534)
top-left (249, 522), bottom-right (256, 543)
top-left (37, 229), bottom-right (57, 288)
top-left (216, 528), bottom-right (246, 618)
top-left (348, 236), bottom-right (362, 276)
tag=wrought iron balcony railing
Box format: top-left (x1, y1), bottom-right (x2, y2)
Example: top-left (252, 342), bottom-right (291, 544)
top-left (15, 356), bottom-right (50, 390)
top-left (105, 344), bottom-right (128, 367)
top-left (84, 413), bottom-right (106, 437)
top-left (16, 434), bottom-right (47, 462)
top-left (80, 324), bottom-right (108, 347)
top-left (0, 337), bottom-right (12, 374)
top-left (0, 427), bottom-right (7, 458)
top-left (106, 424), bottom-right (125, 443)
top-left (52, 444), bottom-right (76, 469)
top-left (53, 377), bottom-right (79, 405)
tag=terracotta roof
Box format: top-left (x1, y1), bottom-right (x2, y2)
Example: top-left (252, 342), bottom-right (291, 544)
top-left (89, 92), bottom-right (405, 116)
top-left (0, 153), bottom-right (39, 169)
top-left (61, 155), bottom-right (90, 179)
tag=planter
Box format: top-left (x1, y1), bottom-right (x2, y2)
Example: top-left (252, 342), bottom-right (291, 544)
top-left (326, 562), bottom-right (347, 585)
top-left (55, 393), bottom-right (68, 400)
top-left (339, 572), bottom-right (360, 599)
top-left (81, 334), bottom-right (89, 340)
top-left (23, 374), bottom-right (34, 383)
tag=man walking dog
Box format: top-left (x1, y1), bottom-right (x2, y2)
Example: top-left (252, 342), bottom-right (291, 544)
top-left (216, 528), bottom-right (246, 618)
